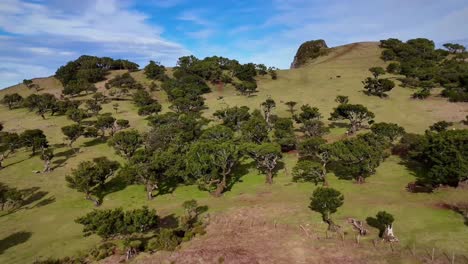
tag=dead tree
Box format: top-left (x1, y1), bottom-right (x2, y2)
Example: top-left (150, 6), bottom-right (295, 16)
top-left (348, 218), bottom-right (368, 236)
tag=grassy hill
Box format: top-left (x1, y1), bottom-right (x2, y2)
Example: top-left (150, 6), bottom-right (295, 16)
top-left (0, 42), bottom-right (467, 263)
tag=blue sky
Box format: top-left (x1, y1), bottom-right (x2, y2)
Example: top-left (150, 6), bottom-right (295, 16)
top-left (1, 0), bottom-right (468, 88)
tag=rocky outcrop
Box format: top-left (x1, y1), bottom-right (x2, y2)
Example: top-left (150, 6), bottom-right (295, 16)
top-left (290, 39), bottom-right (329, 68)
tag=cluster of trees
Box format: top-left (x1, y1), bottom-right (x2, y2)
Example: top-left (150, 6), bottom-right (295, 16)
top-left (34, 201), bottom-right (206, 262)
top-left (144, 60), bottom-right (167, 81)
top-left (397, 128), bottom-right (468, 187)
top-left (1, 92), bottom-right (111, 121)
top-left (56, 56), bottom-right (139, 97)
top-left (309, 187), bottom-right (398, 241)
top-left (172, 55), bottom-right (277, 97)
top-left (380, 38), bottom-right (468, 102)
top-left (0, 128), bottom-right (51, 172)
top-left (362, 67), bottom-right (395, 97)
top-left (56, 55), bottom-right (139, 86)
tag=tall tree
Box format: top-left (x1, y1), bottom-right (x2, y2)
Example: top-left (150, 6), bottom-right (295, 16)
top-left (187, 140), bottom-right (241, 197)
top-left (245, 143), bottom-right (282, 184)
top-left (108, 130), bottom-right (142, 159)
top-left (61, 124), bottom-right (84, 149)
top-left (213, 106), bottom-right (250, 131)
top-left (284, 101), bottom-right (297, 115)
top-left (309, 187), bottom-right (344, 232)
top-left (2, 93), bottom-right (23, 110)
top-left (329, 104), bottom-right (375, 134)
top-left (260, 98), bottom-right (276, 129)
top-left (20, 129), bottom-right (48, 155)
top-left (241, 110), bottom-right (269, 144)
top-left (66, 157), bottom-right (119, 205)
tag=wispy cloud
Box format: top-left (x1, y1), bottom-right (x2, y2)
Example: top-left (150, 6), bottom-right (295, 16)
top-left (0, 0), bottom-right (190, 88)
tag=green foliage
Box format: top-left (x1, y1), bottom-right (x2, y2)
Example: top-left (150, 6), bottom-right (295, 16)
top-left (75, 206), bottom-right (158, 238)
top-left (89, 242), bottom-right (116, 260)
top-left (363, 77), bottom-right (395, 97)
top-left (66, 108), bottom-right (89, 124)
top-left (244, 142), bottom-right (282, 184)
top-left (85, 99), bottom-right (102, 116)
top-left (386, 62), bottom-right (401, 74)
top-left (55, 55), bottom-right (138, 86)
top-left (273, 117), bottom-right (296, 151)
top-left (443, 43), bottom-right (466, 54)
top-left (329, 103), bottom-right (375, 134)
top-left (411, 129), bottom-right (468, 187)
top-left (366, 211), bottom-right (395, 237)
top-left (369, 67), bottom-right (386, 78)
top-left (186, 140), bottom-right (241, 196)
top-left (108, 130), bottom-right (142, 159)
top-left (241, 110), bottom-right (269, 144)
top-left (334, 95), bottom-right (349, 105)
top-left (309, 187), bottom-right (344, 222)
top-left (380, 38), bottom-right (468, 102)
top-left (95, 114), bottom-right (116, 137)
top-left (429, 121), bottom-right (453, 132)
top-left (235, 81), bottom-right (258, 96)
top-left (213, 106), bottom-right (250, 130)
top-left (65, 157), bottom-right (119, 204)
top-left (144, 60), bottom-right (166, 80)
top-left (63, 79), bottom-right (97, 96)
top-left (0, 183), bottom-right (23, 211)
top-left (146, 229), bottom-right (181, 251)
top-left (371, 122), bottom-right (405, 142)
top-left (297, 137), bottom-right (326, 160)
top-left (61, 124), bottom-right (84, 147)
top-left (412, 88), bottom-right (431, 99)
top-left (19, 129), bottom-right (48, 155)
top-left (200, 125), bottom-right (234, 142)
top-left (293, 105), bottom-right (328, 137)
top-left (105, 73), bottom-right (143, 90)
top-left (2, 93), bottom-right (23, 110)
top-left (328, 133), bottom-right (388, 183)
top-left (284, 101), bottom-right (297, 115)
top-left (292, 160), bottom-right (324, 184)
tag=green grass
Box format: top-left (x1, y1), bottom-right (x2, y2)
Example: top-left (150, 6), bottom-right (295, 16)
top-left (0, 42), bottom-right (467, 263)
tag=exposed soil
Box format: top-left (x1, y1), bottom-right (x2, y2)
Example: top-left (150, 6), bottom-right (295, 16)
top-left (133, 207), bottom-right (415, 264)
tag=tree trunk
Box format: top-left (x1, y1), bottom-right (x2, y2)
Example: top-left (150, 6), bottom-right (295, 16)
top-left (265, 170), bottom-right (273, 184)
top-left (43, 160), bottom-right (51, 173)
top-left (213, 176), bottom-right (226, 197)
top-left (41, 114), bottom-right (46, 120)
top-left (86, 193), bottom-right (100, 206)
top-left (383, 224), bottom-right (399, 242)
top-left (325, 217), bottom-right (341, 233)
top-left (146, 182), bottom-right (155, 200)
top-left (356, 176), bottom-right (365, 184)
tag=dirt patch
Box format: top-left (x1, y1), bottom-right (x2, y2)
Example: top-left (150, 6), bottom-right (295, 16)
top-left (134, 207), bottom-right (412, 264)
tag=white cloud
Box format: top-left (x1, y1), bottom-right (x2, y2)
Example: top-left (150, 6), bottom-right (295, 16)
top-left (0, 0), bottom-right (190, 88)
top-left (177, 9), bottom-right (211, 26)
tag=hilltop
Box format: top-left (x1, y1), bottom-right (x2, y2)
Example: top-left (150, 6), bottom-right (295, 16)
top-left (0, 40), bottom-right (467, 264)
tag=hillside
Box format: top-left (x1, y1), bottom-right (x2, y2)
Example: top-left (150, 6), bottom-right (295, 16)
top-left (0, 42), bottom-right (467, 263)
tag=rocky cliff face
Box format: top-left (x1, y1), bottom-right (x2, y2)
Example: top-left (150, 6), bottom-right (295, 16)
top-left (290, 39), bottom-right (329, 68)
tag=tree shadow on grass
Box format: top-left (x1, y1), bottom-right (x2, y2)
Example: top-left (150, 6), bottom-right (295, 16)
top-left (95, 176), bottom-right (129, 203)
top-left (1, 187), bottom-right (54, 217)
top-left (225, 159), bottom-right (254, 193)
top-left (159, 214), bottom-right (179, 229)
top-left (3, 158), bottom-right (30, 169)
top-left (83, 138), bottom-right (106, 147)
top-left (328, 121), bottom-right (350, 129)
top-left (0, 231), bottom-right (32, 254)
top-left (52, 148), bottom-right (79, 169)
top-left (398, 159), bottom-right (433, 193)
top-left (155, 178), bottom-right (179, 197)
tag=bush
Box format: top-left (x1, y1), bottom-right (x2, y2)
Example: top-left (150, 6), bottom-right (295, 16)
top-left (147, 229), bottom-right (181, 251)
top-left (412, 88), bottom-right (430, 99)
